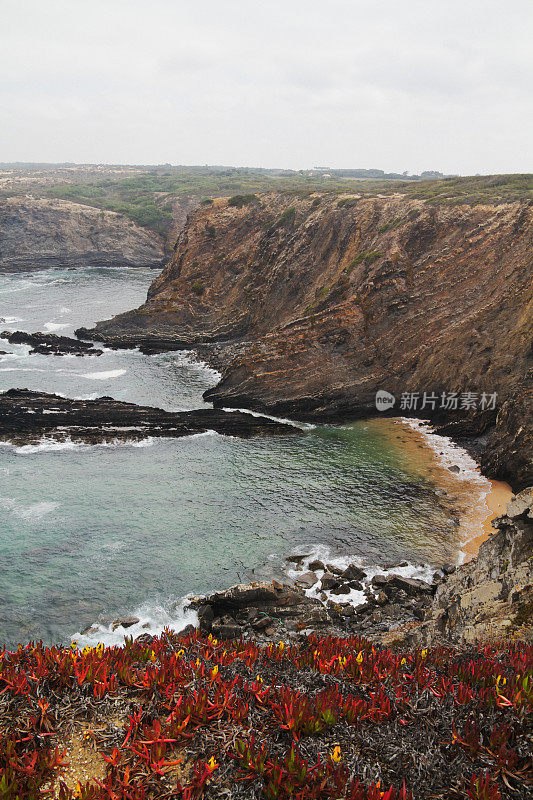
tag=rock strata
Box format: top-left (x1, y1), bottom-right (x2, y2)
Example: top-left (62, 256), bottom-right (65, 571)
top-left (0, 389), bottom-right (301, 445)
top-left (1, 330), bottom-right (103, 356)
top-left (0, 196), bottom-right (165, 270)
top-left (78, 193), bottom-right (532, 489)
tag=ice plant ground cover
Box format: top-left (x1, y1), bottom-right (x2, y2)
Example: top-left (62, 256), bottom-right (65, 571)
top-left (0, 630), bottom-right (531, 799)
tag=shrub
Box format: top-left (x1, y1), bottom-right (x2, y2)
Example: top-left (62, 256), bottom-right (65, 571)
top-left (278, 205), bottom-right (296, 227)
top-left (227, 194), bottom-right (258, 208)
top-left (191, 280), bottom-right (205, 295)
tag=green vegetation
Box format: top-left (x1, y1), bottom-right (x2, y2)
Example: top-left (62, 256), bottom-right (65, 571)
top-left (348, 251), bottom-right (383, 270)
top-left (191, 280), bottom-right (205, 296)
top-left (0, 165), bottom-right (530, 239)
top-left (227, 193), bottom-right (258, 208)
top-left (377, 219), bottom-right (402, 233)
top-left (278, 205), bottom-right (296, 227)
top-left (337, 197), bottom-right (359, 208)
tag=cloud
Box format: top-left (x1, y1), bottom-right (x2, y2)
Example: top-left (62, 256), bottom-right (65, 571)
top-left (1, 0), bottom-right (531, 173)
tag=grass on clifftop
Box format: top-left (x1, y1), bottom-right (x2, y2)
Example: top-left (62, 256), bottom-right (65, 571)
top-left (1, 166), bottom-right (531, 237)
top-left (0, 631), bottom-right (531, 800)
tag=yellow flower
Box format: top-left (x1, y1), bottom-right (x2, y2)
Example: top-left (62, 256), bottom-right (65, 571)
top-left (256, 675), bottom-right (263, 684)
top-left (331, 746), bottom-right (341, 763)
top-left (206, 756), bottom-right (218, 771)
top-left (195, 658), bottom-right (200, 668)
top-left (421, 649), bottom-right (427, 659)
top-left (149, 650), bottom-right (156, 662)
top-left (401, 658), bottom-right (407, 666)
top-left (356, 651), bottom-right (363, 665)
top-left (74, 781), bottom-right (83, 797)
top-left (70, 640), bottom-right (77, 651)
top-left (96, 643), bottom-right (104, 656)
top-left (211, 664), bottom-right (219, 679)
top-left (212, 638), bottom-right (218, 646)
top-left (278, 641), bottom-right (285, 652)
top-left (176, 649), bottom-right (184, 658)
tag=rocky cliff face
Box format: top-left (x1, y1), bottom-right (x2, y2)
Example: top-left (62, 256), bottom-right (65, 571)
top-left (81, 193), bottom-right (533, 488)
top-left (0, 196), bottom-right (165, 270)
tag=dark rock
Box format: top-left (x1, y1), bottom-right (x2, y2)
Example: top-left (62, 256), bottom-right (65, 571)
top-left (308, 559), bottom-right (326, 571)
top-left (296, 572), bottom-right (318, 589)
top-left (330, 583), bottom-right (351, 595)
top-left (1, 330), bottom-right (103, 357)
top-left (0, 389), bottom-right (301, 446)
top-left (320, 572), bottom-right (339, 590)
top-left (325, 563), bottom-right (343, 575)
top-left (448, 465), bottom-right (461, 473)
top-left (251, 616), bottom-right (271, 631)
top-left (135, 633), bottom-right (155, 645)
top-left (211, 621), bottom-right (242, 639)
top-left (376, 591), bottom-right (388, 606)
top-left (286, 554), bottom-right (310, 565)
top-left (341, 564), bottom-right (366, 582)
top-left (371, 574), bottom-right (389, 588)
top-left (112, 616), bottom-right (140, 631)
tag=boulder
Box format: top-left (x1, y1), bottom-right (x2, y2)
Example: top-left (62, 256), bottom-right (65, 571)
top-left (341, 564), bottom-right (366, 582)
top-left (112, 615), bottom-right (140, 631)
top-left (296, 572), bottom-right (318, 589)
top-left (321, 572), bottom-right (339, 590)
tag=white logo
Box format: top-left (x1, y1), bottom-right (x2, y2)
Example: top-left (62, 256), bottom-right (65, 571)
top-left (375, 390), bottom-right (395, 411)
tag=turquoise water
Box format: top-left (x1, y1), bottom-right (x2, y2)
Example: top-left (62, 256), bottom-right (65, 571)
top-left (0, 267), bottom-right (459, 648)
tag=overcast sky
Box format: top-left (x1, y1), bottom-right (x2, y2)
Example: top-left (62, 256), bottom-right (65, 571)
top-left (1, 0), bottom-right (532, 174)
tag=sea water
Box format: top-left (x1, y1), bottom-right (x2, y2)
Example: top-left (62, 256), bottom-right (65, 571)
top-left (0, 266), bottom-right (494, 648)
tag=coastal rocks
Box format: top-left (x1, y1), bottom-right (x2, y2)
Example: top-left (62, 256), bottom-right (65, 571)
top-left (0, 389), bottom-right (302, 446)
top-left (189, 581), bottom-right (335, 640)
top-left (0, 196), bottom-right (165, 271)
top-left (112, 615), bottom-right (140, 631)
top-left (1, 330), bottom-right (103, 356)
top-left (80, 192), bottom-right (532, 489)
top-left (381, 488), bottom-right (533, 647)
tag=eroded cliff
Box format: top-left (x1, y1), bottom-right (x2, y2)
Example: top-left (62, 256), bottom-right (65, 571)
top-left (81, 192), bottom-right (533, 488)
top-left (0, 196), bottom-right (165, 270)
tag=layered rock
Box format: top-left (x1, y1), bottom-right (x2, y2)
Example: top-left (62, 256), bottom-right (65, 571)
top-left (381, 487), bottom-right (533, 647)
top-left (1, 330), bottom-right (103, 356)
top-left (0, 389), bottom-right (301, 445)
top-left (79, 193), bottom-right (533, 488)
top-left (0, 196), bottom-right (165, 270)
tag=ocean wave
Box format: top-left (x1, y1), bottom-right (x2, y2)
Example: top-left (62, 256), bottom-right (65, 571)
top-left (44, 322), bottom-right (71, 332)
top-left (221, 407), bottom-right (315, 430)
top-left (81, 369), bottom-right (127, 379)
top-left (0, 497), bottom-right (60, 522)
top-left (71, 598), bottom-right (199, 648)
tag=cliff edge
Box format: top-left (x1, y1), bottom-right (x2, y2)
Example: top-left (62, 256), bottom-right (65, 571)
top-left (80, 192), bottom-right (533, 488)
top-left (0, 196), bottom-right (165, 270)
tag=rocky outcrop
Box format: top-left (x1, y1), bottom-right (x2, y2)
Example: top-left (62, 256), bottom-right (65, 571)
top-left (189, 580), bottom-right (334, 641)
top-left (382, 487), bottom-right (533, 647)
top-left (1, 330), bottom-right (103, 356)
top-left (78, 192), bottom-right (532, 489)
top-left (0, 196), bottom-right (165, 270)
top-left (0, 389), bottom-right (301, 445)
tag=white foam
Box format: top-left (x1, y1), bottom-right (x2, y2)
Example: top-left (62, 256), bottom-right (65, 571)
top-left (400, 418), bottom-right (488, 487)
top-left (44, 322), bottom-right (70, 332)
top-left (0, 497), bottom-right (59, 522)
top-left (0, 316), bottom-right (23, 324)
top-left (82, 369), bottom-right (127, 380)
top-left (221, 407), bottom-right (315, 430)
top-left (71, 597), bottom-right (199, 648)
top-left (284, 543), bottom-right (436, 610)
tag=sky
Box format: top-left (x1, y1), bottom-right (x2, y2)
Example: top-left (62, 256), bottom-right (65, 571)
top-left (1, 0), bottom-right (532, 175)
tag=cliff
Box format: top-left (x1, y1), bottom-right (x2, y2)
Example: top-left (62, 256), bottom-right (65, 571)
top-left (0, 196), bottom-right (165, 270)
top-left (80, 192), bottom-right (533, 488)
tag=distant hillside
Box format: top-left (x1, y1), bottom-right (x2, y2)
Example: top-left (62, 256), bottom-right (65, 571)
top-left (1, 164), bottom-right (530, 242)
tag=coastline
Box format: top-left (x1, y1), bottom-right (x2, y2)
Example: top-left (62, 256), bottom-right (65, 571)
top-left (365, 416), bottom-right (513, 563)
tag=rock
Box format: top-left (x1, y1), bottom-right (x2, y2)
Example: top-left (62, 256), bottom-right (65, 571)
top-left (376, 591), bottom-right (388, 606)
top-left (386, 576), bottom-right (433, 596)
top-left (308, 559), bottom-right (326, 571)
top-left (371, 575), bottom-right (389, 588)
top-left (0, 195), bottom-right (165, 271)
top-left (330, 584), bottom-right (351, 595)
top-left (211, 621), bottom-right (242, 639)
top-left (112, 616), bottom-right (140, 631)
top-left (506, 488), bottom-right (533, 519)
top-left (320, 572), bottom-right (339, 590)
top-left (340, 605), bottom-right (355, 617)
top-left (442, 563), bottom-right (456, 575)
top-left (190, 580), bottom-right (333, 638)
top-left (448, 465), bottom-right (461, 473)
top-left (286, 554), bottom-right (310, 565)
top-left (326, 563), bottom-right (343, 575)
top-left (296, 572), bottom-right (318, 589)
top-left (341, 564), bottom-right (366, 582)
top-left (0, 389), bottom-right (301, 446)
top-left (1, 330), bottom-right (103, 357)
